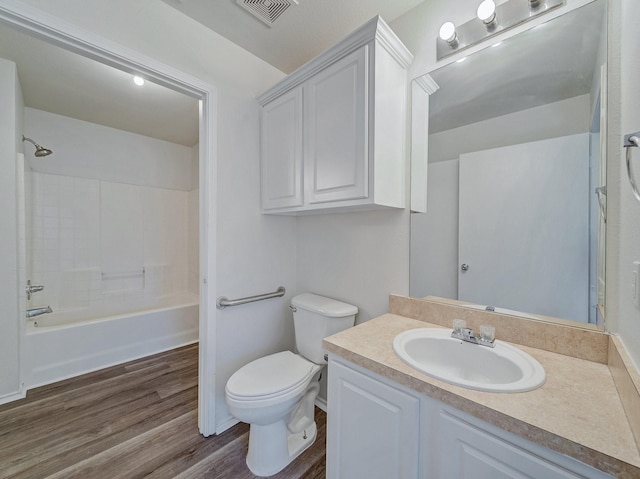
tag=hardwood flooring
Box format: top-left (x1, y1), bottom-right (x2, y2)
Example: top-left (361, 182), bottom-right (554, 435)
top-left (0, 345), bottom-right (327, 478)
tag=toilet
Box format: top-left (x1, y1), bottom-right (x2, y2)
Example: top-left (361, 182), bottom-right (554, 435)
top-left (225, 293), bottom-right (357, 477)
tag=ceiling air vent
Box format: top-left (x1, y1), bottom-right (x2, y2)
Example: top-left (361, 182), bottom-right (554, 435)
top-left (236, 0), bottom-right (299, 27)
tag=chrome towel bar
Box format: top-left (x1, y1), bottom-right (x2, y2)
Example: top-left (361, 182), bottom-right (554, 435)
top-left (101, 268), bottom-right (145, 279)
top-left (217, 286), bottom-right (286, 310)
top-left (624, 131), bottom-right (640, 203)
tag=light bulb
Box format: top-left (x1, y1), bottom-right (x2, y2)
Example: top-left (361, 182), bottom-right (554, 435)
top-left (439, 22), bottom-right (457, 44)
top-left (477, 0), bottom-right (496, 24)
top-left (133, 76), bottom-right (145, 86)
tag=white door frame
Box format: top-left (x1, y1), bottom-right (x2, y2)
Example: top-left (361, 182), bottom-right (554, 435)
top-left (0, 1), bottom-right (218, 435)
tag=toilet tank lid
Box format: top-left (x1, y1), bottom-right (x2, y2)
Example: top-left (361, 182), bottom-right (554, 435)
top-left (291, 293), bottom-right (358, 317)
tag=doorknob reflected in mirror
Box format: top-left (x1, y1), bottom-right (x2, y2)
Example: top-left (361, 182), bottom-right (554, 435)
top-left (460, 264), bottom-right (469, 272)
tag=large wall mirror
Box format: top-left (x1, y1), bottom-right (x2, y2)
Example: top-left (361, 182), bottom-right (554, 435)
top-left (410, 0), bottom-right (607, 328)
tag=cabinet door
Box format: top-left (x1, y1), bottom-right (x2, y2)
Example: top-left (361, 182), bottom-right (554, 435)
top-left (304, 46), bottom-right (368, 205)
top-left (261, 88), bottom-right (303, 210)
top-left (327, 359), bottom-right (420, 479)
top-left (435, 405), bottom-right (613, 479)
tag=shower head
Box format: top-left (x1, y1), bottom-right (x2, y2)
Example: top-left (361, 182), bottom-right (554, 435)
top-left (22, 135), bottom-right (52, 157)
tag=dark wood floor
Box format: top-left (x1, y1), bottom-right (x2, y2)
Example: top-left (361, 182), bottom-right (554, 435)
top-left (0, 344), bottom-right (326, 478)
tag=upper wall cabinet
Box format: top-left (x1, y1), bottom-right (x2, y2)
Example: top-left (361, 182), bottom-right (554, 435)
top-left (258, 16), bottom-right (413, 215)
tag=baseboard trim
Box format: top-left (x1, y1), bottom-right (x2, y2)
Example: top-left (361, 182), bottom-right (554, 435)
top-left (0, 388), bottom-right (26, 406)
top-left (216, 416), bottom-right (240, 435)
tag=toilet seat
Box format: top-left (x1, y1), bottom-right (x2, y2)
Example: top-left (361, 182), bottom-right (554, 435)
top-left (226, 351), bottom-right (319, 405)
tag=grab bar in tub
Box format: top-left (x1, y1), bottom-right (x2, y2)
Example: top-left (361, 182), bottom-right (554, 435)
top-left (101, 268), bottom-right (145, 279)
top-left (216, 286), bottom-right (286, 310)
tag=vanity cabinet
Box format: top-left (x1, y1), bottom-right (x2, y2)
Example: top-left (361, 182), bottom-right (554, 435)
top-left (327, 356), bottom-right (614, 479)
top-left (258, 16), bottom-right (412, 215)
top-left (327, 358), bottom-right (421, 479)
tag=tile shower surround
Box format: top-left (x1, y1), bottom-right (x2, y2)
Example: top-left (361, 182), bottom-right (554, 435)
top-left (27, 172), bottom-right (198, 312)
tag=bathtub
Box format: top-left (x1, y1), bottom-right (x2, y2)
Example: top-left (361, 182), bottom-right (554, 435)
top-left (23, 293), bottom-right (199, 389)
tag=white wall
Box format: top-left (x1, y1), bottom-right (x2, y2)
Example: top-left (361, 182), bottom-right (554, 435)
top-left (25, 108), bottom-right (194, 190)
top-left (296, 209), bottom-right (410, 325)
top-left (606, 0), bottom-right (640, 366)
top-left (0, 58), bottom-right (22, 402)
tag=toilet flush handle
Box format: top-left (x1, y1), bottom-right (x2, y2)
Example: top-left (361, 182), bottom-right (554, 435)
top-left (289, 305), bottom-right (297, 312)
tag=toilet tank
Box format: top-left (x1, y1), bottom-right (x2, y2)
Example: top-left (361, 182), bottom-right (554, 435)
top-left (291, 293), bottom-right (358, 364)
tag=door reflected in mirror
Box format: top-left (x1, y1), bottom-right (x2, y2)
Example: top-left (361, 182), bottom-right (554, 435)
top-left (410, 0), bottom-right (607, 328)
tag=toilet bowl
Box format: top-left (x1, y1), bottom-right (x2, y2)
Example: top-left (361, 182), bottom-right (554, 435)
top-left (225, 293), bottom-right (357, 477)
top-left (226, 351), bottom-right (323, 476)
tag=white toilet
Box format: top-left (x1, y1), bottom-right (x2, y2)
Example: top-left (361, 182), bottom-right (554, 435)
top-left (225, 293), bottom-right (357, 477)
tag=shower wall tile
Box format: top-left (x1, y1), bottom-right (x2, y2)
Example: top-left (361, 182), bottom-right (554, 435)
top-left (141, 186), bottom-right (189, 293)
top-left (28, 171), bottom-right (195, 313)
top-left (101, 182), bottom-right (144, 275)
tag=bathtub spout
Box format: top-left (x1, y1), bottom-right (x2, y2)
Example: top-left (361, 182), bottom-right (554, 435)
top-left (27, 306), bottom-right (53, 318)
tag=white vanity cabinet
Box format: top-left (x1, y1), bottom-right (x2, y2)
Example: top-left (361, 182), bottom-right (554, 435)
top-left (258, 16), bottom-right (412, 215)
top-left (327, 358), bottom-right (421, 479)
top-left (327, 356), bottom-right (614, 479)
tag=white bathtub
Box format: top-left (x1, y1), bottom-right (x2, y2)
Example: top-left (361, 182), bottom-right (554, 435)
top-left (23, 293), bottom-right (199, 389)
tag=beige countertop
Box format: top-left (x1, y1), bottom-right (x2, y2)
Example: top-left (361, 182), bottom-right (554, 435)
top-left (322, 313), bottom-right (640, 479)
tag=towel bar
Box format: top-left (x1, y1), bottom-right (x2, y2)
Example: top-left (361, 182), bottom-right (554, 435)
top-left (624, 131), bottom-right (640, 203)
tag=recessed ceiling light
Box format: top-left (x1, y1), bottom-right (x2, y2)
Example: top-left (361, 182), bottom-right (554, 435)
top-left (133, 76), bottom-right (145, 86)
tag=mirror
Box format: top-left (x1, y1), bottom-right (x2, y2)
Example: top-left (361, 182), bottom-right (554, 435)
top-left (410, 0), bottom-right (607, 327)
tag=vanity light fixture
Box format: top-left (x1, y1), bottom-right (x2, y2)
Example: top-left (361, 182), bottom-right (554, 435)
top-left (477, 0), bottom-right (497, 30)
top-left (436, 0), bottom-right (562, 61)
top-left (439, 21), bottom-right (458, 47)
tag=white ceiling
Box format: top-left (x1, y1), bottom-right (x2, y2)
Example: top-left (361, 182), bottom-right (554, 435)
top-left (159, 0), bottom-right (426, 74)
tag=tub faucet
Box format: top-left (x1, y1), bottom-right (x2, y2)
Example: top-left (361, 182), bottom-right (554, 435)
top-left (26, 306), bottom-right (52, 318)
top-left (26, 280), bottom-right (44, 300)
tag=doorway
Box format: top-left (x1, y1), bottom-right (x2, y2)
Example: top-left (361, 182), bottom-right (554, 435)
top-left (0, 2), bottom-right (218, 436)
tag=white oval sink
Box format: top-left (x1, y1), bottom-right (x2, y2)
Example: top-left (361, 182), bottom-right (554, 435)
top-left (393, 328), bottom-right (545, 393)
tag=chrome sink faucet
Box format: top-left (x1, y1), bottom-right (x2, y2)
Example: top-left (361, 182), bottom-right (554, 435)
top-left (451, 319), bottom-right (496, 348)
